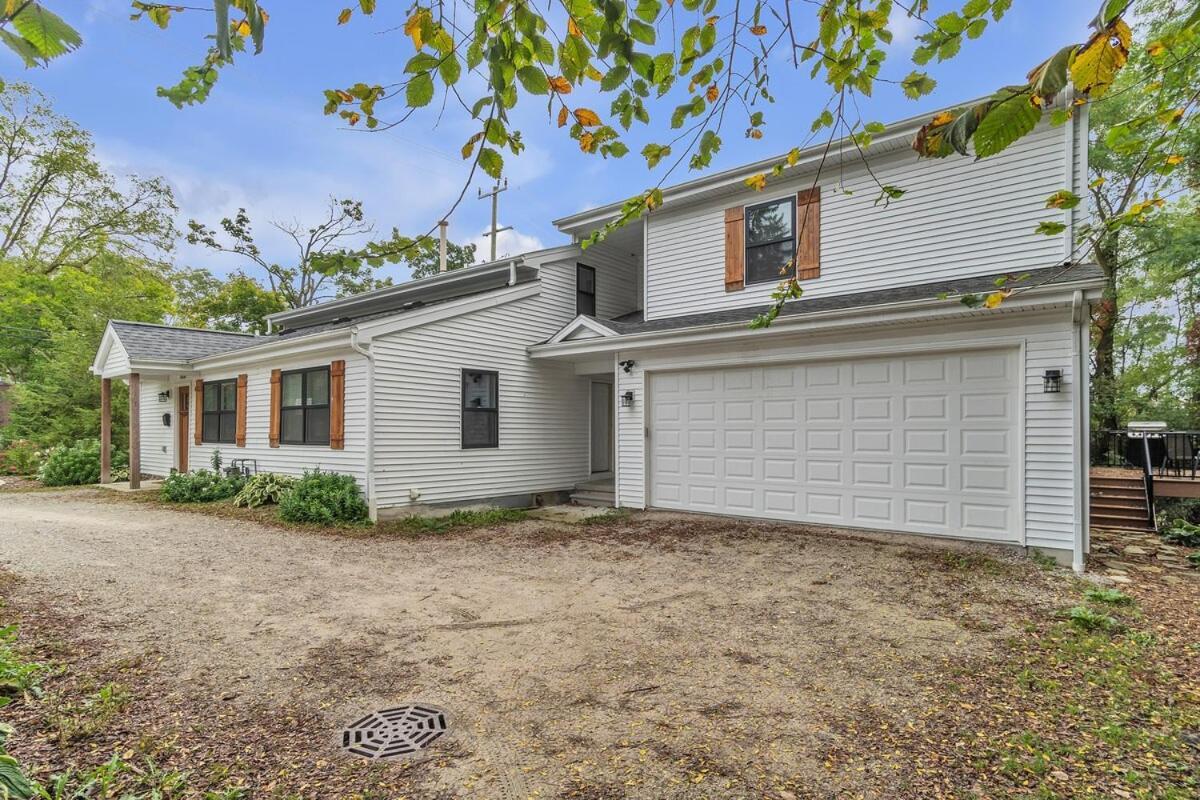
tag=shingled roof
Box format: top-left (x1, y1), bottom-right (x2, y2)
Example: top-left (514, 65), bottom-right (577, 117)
top-left (109, 321), bottom-right (257, 362)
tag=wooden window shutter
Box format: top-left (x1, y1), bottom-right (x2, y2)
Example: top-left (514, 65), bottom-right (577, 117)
top-left (193, 379), bottom-right (203, 446)
top-left (235, 373), bottom-right (248, 447)
top-left (796, 187), bottom-right (821, 280)
top-left (724, 206), bottom-right (745, 292)
top-left (330, 360), bottom-right (346, 450)
top-left (269, 369), bottom-right (281, 448)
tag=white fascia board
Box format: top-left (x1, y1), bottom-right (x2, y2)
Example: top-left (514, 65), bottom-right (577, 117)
top-left (530, 280), bottom-right (1103, 359)
top-left (90, 322), bottom-right (117, 376)
top-left (546, 315), bottom-right (619, 345)
top-left (190, 329), bottom-right (352, 371)
top-left (354, 281), bottom-right (542, 343)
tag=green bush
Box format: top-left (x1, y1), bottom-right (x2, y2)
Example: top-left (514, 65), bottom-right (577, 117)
top-left (0, 440), bottom-right (40, 476)
top-left (160, 469), bottom-right (246, 503)
top-left (1155, 497), bottom-right (1200, 527)
top-left (233, 472), bottom-right (297, 508)
top-left (278, 470), bottom-right (368, 525)
top-left (1161, 519), bottom-right (1200, 547)
top-left (38, 440), bottom-right (126, 486)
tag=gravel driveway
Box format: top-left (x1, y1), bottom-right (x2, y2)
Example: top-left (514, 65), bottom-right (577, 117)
top-left (0, 488), bottom-right (1063, 798)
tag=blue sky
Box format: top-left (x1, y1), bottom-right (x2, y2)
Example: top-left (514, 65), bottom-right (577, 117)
top-left (16, 1), bottom-right (1095, 283)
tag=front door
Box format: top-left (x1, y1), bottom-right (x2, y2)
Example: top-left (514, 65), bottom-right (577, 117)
top-left (590, 381), bottom-right (613, 473)
top-left (176, 384), bottom-right (190, 472)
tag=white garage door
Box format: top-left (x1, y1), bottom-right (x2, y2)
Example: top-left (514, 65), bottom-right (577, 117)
top-left (648, 349), bottom-right (1020, 542)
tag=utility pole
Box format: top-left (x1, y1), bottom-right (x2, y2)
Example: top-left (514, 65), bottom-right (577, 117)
top-left (478, 179), bottom-right (512, 262)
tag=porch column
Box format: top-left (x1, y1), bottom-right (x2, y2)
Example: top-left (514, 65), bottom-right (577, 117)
top-left (99, 377), bottom-right (111, 484)
top-left (128, 372), bottom-right (140, 490)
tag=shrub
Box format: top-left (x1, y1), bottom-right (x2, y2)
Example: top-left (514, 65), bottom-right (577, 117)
top-left (39, 440), bottom-right (126, 487)
top-left (1066, 605), bottom-right (1118, 632)
top-left (0, 624), bottom-right (43, 706)
top-left (1083, 587), bottom-right (1133, 606)
top-left (1161, 519), bottom-right (1200, 547)
top-left (0, 440), bottom-right (40, 476)
top-left (160, 470), bottom-right (246, 503)
top-left (1155, 497), bottom-right (1200, 527)
top-left (233, 472), bottom-right (297, 508)
top-left (278, 470), bottom-right (368, 525)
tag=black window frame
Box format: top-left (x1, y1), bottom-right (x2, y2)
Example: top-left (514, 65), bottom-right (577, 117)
top-left (744, 195), bottom-right (796, 285)
top-left (279, 366), bottom-right (331, 446)
top-left (201, 378), bottom-right (238, 444)
top-left (461, 369), bottom-right (499, 449)
top-left (576, 263), bottom-right (597, 316)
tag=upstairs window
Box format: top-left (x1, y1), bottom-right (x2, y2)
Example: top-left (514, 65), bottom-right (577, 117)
top-left (202, 378), bottom-right (237, 444)
top-left (744, 197), bottom-right (795, 285)
top-left (280, 367), bottom-right (330, 445)
top-left (576, 264), bottom-right (596, 316)
top-left (461, 369), bottom-right (499, 449)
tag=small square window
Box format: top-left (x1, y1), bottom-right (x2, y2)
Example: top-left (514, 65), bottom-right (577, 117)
top-left (744, 197), bottom-right (796, 285)
top-left (279, 367), bottom-right (331, 446)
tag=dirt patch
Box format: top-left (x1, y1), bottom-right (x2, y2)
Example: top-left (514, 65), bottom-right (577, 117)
top-left (0, 489), bottom-right (1180, 798)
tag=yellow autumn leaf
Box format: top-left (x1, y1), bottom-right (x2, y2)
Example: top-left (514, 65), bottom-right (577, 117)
top-left (1070, 18), bottom-right (1131, 98)
top-left (744, 173), bottom-right (767, 191)
top-left (347, 112), bottom-right (361, 125)
top-left (404, 9), bottom-right (427, 49)
top-left (585, 65), bottom-right (603, 82)
top-left (234, 18), bottom-right (251, 36)
top-left (931, 111), bottom-right (954, 126)
top-left (750, 24), bottom-right (767, 35)
top-left (785, 148), bottom-right (800, 167)
top-left (1146, 41), bottom-right (1165, 57)
top-left (338, 7), bottom-right (352, 25)
top-left (748, 128), bottom-right (763, 140)
top-left (983, 290), bottom-right (1010, 309)
top-left (705, 84), bottom-right (718, 102)
top-left (556, 106), bottom-right (569, 128)
top-left (336, 89), bottom-right (354, 102)
top-left (548, 76), bottom-right (573, 94)
top-left (1166, 154), bottom-right (1184, 165)
top-left (574, 108), bottom-right (601, 127)
top-left (705, 15), bottom-right (719, 25)
top-left (579, 131), bottom-right (595, 151)
top-left (568, 17), bottom-right (581, 37)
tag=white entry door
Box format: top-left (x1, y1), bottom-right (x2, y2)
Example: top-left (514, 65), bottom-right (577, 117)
top-left (590, 381), bottom-right (613, 473)
top-left (648, 349), bottom-right (1020, 542)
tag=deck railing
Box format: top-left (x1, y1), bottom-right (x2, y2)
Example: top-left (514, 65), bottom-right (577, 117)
top-left (1090, 429), bottom-right (1200, 479)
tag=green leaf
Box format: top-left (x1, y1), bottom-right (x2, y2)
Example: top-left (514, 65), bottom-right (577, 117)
top-left (635, 0), bottom-right (662, 23)
top-left (0, 29), bottom-right (41, 67)
top-left (478, 147), bottom-right (504, 178)
top-left (973, 89), bottom-right (1040, 157)
top-left (1028, 44), bottom-right (1074, 100)
top-left (406, 72), bottom-right (435, 107)
top-left (8, 2), bottom-right (82, 64)
top-left (359, 0), bottom-right (377, 12)
top-left (642, 142), bottom-right (671, 167)
top-left (901, 71), bottom-right (937, 99)
top-left (629, 19), bottom-right (656, 45)
top-left (517, 66), bottom-right (548, 94)
top-left (600, 64), bottom-right (629, 91)
top-left (1045, 189), bottom-right (1081, 210)
top-left (439, 54), bottom-right (461, 85)
top-left (1035, 221), bottom-right (1067, 236)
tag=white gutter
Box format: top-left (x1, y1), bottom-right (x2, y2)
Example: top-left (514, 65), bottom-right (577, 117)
top-left (350, 328), bottom-right (376, 520)
top-left (1071, 289), bottom-right (1087, 573)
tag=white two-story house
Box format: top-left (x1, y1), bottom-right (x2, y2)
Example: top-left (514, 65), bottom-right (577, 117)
top-left (92, 100), bottom-right (1102, 568)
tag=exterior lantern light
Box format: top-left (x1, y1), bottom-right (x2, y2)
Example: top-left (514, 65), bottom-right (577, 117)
top-left (621, 390), bottom-right (635, 408)
top-left (157, 389), bottom-right (171, 403)
top-left (1043, 369), bottom-right (1062, 394)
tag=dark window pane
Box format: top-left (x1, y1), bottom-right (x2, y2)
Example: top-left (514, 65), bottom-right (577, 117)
top-left (746, 199), bottom-right (793, 245)
top-left (746, 240), bottom-right (795, 284)
top-left (464, 372), bottom-right (496, 409)
top-left (577, 292), bottom-right (596, 316)
top-left (282, 373), bottom-right (303, 407)
top-left (577, 266), bottom-right (595, 293)
top-left (203, 386), bottom-right (217, 412)
top-left (463, 409), bottom-right (497, 448)
top-left (218, 411), bottom-right (236, 443)
top-left (306, 407), bottom-right (330, 444)
top-left (220, 381), bottom-right (237, 410)
top-left (202, 412), bottom-right (218, 442)
top-left (306, 369), bottom-right (329, 406)
top-left (281, 408), bottom-right (304, 443)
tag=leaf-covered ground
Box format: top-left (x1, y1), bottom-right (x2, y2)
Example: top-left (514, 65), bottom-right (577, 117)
top-left (0, 489), bottom-right (1196, 799)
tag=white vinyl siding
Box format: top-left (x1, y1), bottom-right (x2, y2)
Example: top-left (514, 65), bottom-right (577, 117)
top-left (372, 266), bottom-right (591, 509)
top-left (615, 310), bottom-right (1081, 552)
top-left (189, 351), bottom-right (368, 483)
top-left (138, 377), bottom-right (175, 477)
top-left (643, 121), bottom-right (1070, 320)
top-left (563, 246), bottom-right (641, 320)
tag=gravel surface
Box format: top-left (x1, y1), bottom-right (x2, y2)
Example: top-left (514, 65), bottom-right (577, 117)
top-left (0, 488), bottom-right (1066, 798)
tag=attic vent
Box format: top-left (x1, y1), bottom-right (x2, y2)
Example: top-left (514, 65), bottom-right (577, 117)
top-left (339, 705), bottom-right (450, 760)
top-left (402, 300), bottom-right (426, 310)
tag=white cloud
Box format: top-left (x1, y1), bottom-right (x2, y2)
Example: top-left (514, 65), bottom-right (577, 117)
top-left (467, 227), bottom-right (546, 263)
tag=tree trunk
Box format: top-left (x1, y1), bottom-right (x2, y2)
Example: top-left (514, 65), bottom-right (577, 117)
top-left (1092, 236), bottom-right (1121, 431)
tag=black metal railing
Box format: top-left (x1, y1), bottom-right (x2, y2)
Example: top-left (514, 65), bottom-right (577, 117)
top-left (1090, 429), bottom-right (1200, 479)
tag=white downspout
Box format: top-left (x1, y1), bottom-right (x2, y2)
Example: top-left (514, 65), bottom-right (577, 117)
top-left (350, 328), bottom-right (377, 521)
top-left (508, 259), bottom-right (518, 286)
top-left (1071, 289), bottom-right (1086, 573)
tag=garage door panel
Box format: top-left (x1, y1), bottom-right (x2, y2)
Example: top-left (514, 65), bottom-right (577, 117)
top-left (649, 348), bottom-right (1020, 543)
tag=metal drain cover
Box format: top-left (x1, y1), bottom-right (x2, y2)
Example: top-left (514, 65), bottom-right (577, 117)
top-left (340, 705), bottom-right (450, 760)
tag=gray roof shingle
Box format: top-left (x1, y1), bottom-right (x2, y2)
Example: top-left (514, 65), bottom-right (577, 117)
top-left (594, 263), bottom-right (1104, 336)
top-left (109, 321), bottom-right (257, 362)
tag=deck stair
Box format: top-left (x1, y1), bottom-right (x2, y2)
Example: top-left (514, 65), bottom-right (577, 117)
top-left (571, 477), bottom-right (615, 507)
top-left (1090, 472), bottom-right (1154, 531)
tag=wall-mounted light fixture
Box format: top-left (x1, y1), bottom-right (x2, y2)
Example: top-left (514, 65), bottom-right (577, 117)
top-left (619, 360), bottom-right (635, 374)
top-left (1042, 369), bottom-right (1062, 394)
top-left (621, 390), bottom-right (635, 408)
top-left (157, 389), bottom-right (171, 403)
top-left (161, 413), bottom-right (171, 427)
